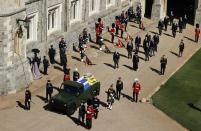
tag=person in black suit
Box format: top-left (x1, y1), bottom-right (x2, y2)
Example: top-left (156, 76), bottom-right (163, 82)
top-left (113, 51), bottom-right (120, 69)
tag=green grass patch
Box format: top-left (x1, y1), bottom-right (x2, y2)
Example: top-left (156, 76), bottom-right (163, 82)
top-left (152, 49), bottom-right (201, 131)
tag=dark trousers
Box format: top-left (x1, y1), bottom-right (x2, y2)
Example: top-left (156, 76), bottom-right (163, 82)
top-left (111, 34), bottom-right (114, 43)
top-left (94, 108), bottom-right (99, 119)
top-left (159, 29), bottom-right (162, 35)
top-left (49, 56), bottom-right (55, 64)
top-left (46, 92), bottom-right (52, 101)
top-left (133, 92), bottom-right (139, 102)
top-left (116, 90), bottom-right (121, 100)
top-left (44, 66), bottom-right (48, 75)
top-left (179, 51), bottom-right (183, 57)
top-left (195, 35), bottom-right (199, 43)
top-left (125, 24), bottom-right (127, 32)
top-left (79, 114), bottom-right (85, 124)
top-left (179, 28), bottom-right (183, 33)
top-left (116, 27), bottom-right (119, 35)
top-left (121, 30), bottom-right (124, 38)
top-left (172, 31), bottom-right (176, 38)
top-left (165, 25), bottom-right (168, 31)
top-left (145, 52), bottom-right (149, 61)
top-left (114, 61), bottom-right (119, 69)
top-left (128, 51), bottom-right (132, 59)
top-left (133, 63), bottom-right (138, 71)
top-left (25, 99), bottom-right (30, 110)
top-left (86, 118), bottom-right (92, 129)
top-left (160, 65), bottom-right (166, 75)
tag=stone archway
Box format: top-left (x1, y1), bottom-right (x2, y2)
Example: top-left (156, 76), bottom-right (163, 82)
top-left (167, 0), bottom-right (198, 24)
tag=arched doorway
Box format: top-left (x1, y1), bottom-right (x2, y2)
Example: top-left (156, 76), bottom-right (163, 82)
top-left (145, 0), bottom-right (154, 18)
top-left (167, 0), bottom-right (198, 24)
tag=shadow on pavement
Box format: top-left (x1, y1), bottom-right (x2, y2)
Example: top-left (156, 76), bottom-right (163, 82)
top-left (71, 56), bottom-right (81, 62)
top-left (69, 116), bottom-right (86, 128)
top-left (121, 93), bottom-right (133, 102)
top-left (104, 63), bottom-right (115, 69)
top-left (139, 56), bottom-right (146, 61)
top-left (149, 31), bottom-right (158, 35)
top-left (16, 101), bottom-right (26, 110)
top-left (184, 36), bottom-right (195, 42)
top-left (150, 67), bottom-right (161, 75)
top-left (123, 64), bottom-right (133, 70)
top-left (170, 51), bottom-right (179, 57)
top-left (100, 100), bottom-right (108, 108)
top-left (163, 33), bottom-right (172, 37)
top-left (90, 45), bottom-right (99, 50)
top-left (54, 65), bottom-right (63, 72)
top-left (36, 95), bottom-right (47, 103)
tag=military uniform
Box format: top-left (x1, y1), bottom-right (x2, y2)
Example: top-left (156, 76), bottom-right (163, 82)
top-left (126, 41), bottom-right (133, 59)
top-left (86, 105), bottom-right (94, 129)
top-left (78, 103), bottom-right (86, 124)
top-left (143, 38), bottom-right (150, 61)
top-left (132, 82), bottom-right (141, 103)
top-left (73, 70), bottom-right (80, 81)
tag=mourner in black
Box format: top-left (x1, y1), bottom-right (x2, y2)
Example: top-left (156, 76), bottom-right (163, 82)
top-left (113, 51), bottom-right (120, 69)
top-left (143, 37), bottom-right (150, 61)
top-left (25, 89), bottom-right (31, 110)
top-left (164, 16), bottom-right (169, 31)
top-left (133, 52), bottom-right (139, 71)
top-left (116, 77), bottom-right (123, 100)
top-left (178, 17), bottom-right (183, 33)
top-left (179, 39), bottom-right (185, 57)
top-left (59, 38), bottom-right (67, 50)
top-left (169, 11), bottom-right (174, 26)
top-left (149, 39), bottom-right (155, 56)
top-left (43, 56), bottom-right (49, 75)
top-left (78, 102), bottom-right (86, 124)
top-left (160, 55), bottom-right (167, 75)
top-left (153, 34), bottom-right (159, 52)
top-left (172, 22), bottom-right (178, 38)
top-left (46, 80), bottom-right (53, 102)
top-left (73, 68), bottom-right (80, 81)
top-left (126, 41), bottom-right (133, 59)
top-left (135, 35), bottom-right (141, 53)
top-left (183, 15), bottom-right (188, 29)
top-left (158, 20), bottom-right (164, 35)
top-left (48, 45), bottom-right (56, 64)
top-left (33, 52), bottom-right (41, 68)
top-left (92, 96), bottom-right (100, 119)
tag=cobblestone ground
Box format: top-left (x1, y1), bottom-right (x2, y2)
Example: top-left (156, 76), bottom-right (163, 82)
top-left (0, 18), bottom-right (200, 131)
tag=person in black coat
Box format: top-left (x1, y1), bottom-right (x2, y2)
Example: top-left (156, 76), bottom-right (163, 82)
top-left (46, 80), bottom-right (53, 102)
top-left (172, 22), bottom-right (178, 38)
top-left (43, 56), bottom-right (49, 75)
top-left (73, 68), bottom-right (80, 81)
top-left (113, 51), bottom-right (120, 69)
top-left (143, 37), bottom-right (150, 61)
top-left (149, 39), bottom-right (155, 56)
top-left (116, 77), bottom-right (123, 100)
top-left (169, 11), bottom-right (174, 26)
top-left (92, 96), bottom-right (100, 119)
top-left (48, 45), bottom-right (56, 64)
top-left (135, 35), bottom-right (141, 53)
top-left (153, 34), bottom-right (159, 52)
top-left (25, 89), bottom-right (31, 110)
top-left (179, 39), bottom-right (185, 57)
top-left (158, 20), bottom-right (164, 35)
top-left (178, 17), bottom-right (183, 33)
top-left (160, 55), bottom-right (167, 75)
top-left (163, 16), bottom-right (169, 31)
top-left (183, 15), bottom-right (188, 29)
top-left (126, 41), bottom-right (133, 59)
top-left (133, 52), bottom-right (139, 71)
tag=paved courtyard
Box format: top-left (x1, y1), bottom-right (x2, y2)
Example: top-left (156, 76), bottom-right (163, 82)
top-left (0, 19), bottom-right (200, 131)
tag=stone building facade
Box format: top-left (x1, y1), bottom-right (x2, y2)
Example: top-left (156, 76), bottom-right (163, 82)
top-left (0, 0), bottom-right (201, 95)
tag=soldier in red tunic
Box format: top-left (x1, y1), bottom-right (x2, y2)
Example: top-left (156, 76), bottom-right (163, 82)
top-left (111, 23), bottom-right (115, 43)
top-left (98, 18), bottom-right (104, 34)
top-left (115, 16), bottom-right (120, 35)
top-left (195, 23), bottom-right (200, 43)
top-left (86, 101), bottom-right (94, 129)
top-left (120, 21), bottom-right (124, 38)
top-left (132, 78), bottom-right (141, 103)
